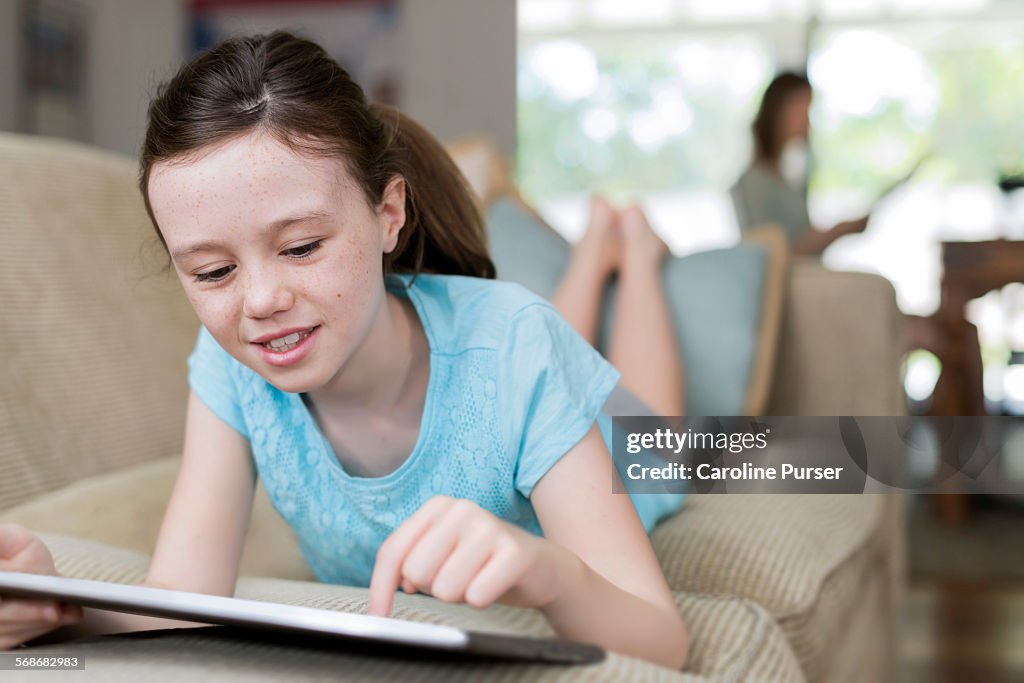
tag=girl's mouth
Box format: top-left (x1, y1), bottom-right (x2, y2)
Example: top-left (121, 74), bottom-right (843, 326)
top-left (261, 328), bottom-right (316, 352)
top-left (256, 326), bottom-right (320, 367)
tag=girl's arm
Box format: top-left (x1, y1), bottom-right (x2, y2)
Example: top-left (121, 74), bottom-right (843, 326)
top-left (529, 424), bottom-right (688, 669)
top-left (58, 391), bottom-right (256, 639)
top-left (148, 391), bottom-right (256, 594)
top-left (367, 424), bottom-right (687, 670)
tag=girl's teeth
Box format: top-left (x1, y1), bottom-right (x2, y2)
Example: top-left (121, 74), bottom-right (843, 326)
top-left (270, 332), bottom-right (301, 348)
top-left (264, 329), bottom-right (312, 352)
top-left (269, 339), bottom-right (299, 353)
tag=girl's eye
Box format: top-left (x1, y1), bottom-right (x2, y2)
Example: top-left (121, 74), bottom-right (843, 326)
top-left (194, 265), bottom-right (235, 283)
top-left (191, 240), bottom-right (323, 283)
top-left (283, 240), bottom-right (324, 259)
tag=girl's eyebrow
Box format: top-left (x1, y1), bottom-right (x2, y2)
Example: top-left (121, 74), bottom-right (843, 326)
top-left (171, 210), bottom-right (333, 260)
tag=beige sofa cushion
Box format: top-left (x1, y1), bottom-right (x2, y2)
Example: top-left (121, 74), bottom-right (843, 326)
top-left (11, 462), bottom-right (881, 681)
top-left (0, 133), bottom-right (198, 510)
top-left (3, 457), bottom-right (311, 581)
top-left (32, 535), bottom-right (804, 683)
top-left (234, 581), bottom-right (805, 682)
top-left (653, 494), bottom-right (897, 681)
top-left (22, 631), bottom-right (701, 683)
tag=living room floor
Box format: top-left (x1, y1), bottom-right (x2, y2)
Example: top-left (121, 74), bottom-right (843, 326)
top-left (900, 497), bottom-right (1024, 682)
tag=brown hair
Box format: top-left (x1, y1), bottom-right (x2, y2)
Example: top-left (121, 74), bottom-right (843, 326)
top-left (140, 31), bottom-right (495, 279)
top-left (751, 71), bottom-right (811, 165)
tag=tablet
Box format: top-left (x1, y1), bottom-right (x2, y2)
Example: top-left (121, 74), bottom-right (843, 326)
top-left (0, 571), bottom-right (603, 664)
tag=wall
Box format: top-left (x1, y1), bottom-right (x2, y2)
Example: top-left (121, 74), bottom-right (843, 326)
top-left (398, 0), bottom-right (517, 156)
top-left (0, 0), bottom-right (185, 156)
top-left (0, 0), bottom-right (516, 158)
top-left (86, 0), bottom-right (185, 156)
top-left (0, 1), bottom-right (20, 133)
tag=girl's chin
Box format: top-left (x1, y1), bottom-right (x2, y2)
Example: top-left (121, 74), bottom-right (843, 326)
top-left (260, 371), bottom-right (324, 396)
top-left (244, 359), bottom-right (320, 394)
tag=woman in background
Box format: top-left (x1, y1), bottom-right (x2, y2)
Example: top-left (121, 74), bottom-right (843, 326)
top-left (731, 71), bottom-right (869, 256)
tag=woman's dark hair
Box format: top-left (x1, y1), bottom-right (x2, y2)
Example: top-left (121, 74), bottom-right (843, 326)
top-left (751, 71), bottom-right (811, 165)
top-left (140, 31), bottom-right (495, 279)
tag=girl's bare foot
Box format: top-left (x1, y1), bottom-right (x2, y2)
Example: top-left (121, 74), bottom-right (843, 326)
top-left (620, 203), bottom-right (668, 270)
top-left (570, 195), bottom-right (622, 279)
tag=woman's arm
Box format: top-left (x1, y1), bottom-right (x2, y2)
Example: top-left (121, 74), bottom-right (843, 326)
top-left (530, 424), bottom-right (688, 669)
top-left (57, 391), bottom-right (257, 639)
top-left (792, 215), bottom-right (868, 256)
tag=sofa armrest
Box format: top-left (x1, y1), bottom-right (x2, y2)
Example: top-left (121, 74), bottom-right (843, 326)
top-left (766, 260), bottom-right (906, 416)
top-left (1, 456), bottom-right (312, 582)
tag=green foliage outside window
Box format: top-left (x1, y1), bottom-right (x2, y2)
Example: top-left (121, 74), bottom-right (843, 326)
top-left (518, 27), bottom-right (1024, 209)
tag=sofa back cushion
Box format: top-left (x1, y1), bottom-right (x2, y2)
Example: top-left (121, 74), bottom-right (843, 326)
top-left (0, 133), bottom-right (197, 510)
top-left (486, 196), bottom-right (786, 415)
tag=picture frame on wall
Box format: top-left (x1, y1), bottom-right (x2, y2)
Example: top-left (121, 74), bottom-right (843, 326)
top-left (190, 0), bottom-right (401, 106)
top-left (19, 0), bottom-right (89, 141)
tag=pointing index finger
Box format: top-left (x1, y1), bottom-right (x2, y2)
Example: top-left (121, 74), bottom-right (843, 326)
top-left (367, 497), bottom-right (453, 617)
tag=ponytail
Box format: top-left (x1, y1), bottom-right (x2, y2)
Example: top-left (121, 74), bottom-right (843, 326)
top-left (141, 31), bottom-right (494, 280)
top-left (373, 104), bottom-right (495, 279)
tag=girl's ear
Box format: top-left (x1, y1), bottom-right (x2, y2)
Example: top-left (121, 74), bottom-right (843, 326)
top-left (378, 175), bottom-right (407, 254)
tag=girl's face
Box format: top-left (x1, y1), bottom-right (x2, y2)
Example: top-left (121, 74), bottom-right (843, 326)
top-left (148, 131), bottom-right (406, 394)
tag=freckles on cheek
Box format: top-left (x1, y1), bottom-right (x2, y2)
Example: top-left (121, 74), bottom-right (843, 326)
top-left (185, 294), bottom-right (233, 332)
top-left (345, 234), bottom-right (376, 277)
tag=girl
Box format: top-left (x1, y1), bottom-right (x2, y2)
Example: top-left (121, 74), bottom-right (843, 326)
top-left (0, 32), bottom-right (687, 669)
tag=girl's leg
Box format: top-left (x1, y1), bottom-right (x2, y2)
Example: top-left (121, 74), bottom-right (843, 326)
top-left (551, 196), bottom-right (620, 345)
top-left (609, 204), bottom-right (685, 416)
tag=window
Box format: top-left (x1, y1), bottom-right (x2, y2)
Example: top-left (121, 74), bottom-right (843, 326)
top-left (518, 0), bottom-right (1024, 315)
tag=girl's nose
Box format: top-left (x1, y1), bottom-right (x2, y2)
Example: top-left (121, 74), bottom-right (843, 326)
top-left (242, 269), bottom-right (295, 319)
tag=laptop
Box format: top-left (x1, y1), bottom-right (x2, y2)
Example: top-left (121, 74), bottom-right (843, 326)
top-left (0, 571), bottom-right (603, 664)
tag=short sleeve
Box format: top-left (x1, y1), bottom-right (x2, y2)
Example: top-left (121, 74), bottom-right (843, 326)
top-left (187, 326), bottom-right (250, 439)
top-left (502, 303), bottom-right (621, 497)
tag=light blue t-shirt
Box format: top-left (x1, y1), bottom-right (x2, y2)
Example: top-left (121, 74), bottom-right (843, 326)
top-left (188, 273), bottom-right (681, 587)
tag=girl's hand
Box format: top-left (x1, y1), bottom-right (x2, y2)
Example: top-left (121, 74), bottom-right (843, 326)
top-left (367, 496), bottom-right (577, 617)
top-left (0, 524), bottom-right (82, 649)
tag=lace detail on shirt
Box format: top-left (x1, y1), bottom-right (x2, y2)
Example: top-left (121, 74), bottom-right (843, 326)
top-left (236, 349), bottom-right (540, 587)
top-left (185, 274), bottom-right (655, 588)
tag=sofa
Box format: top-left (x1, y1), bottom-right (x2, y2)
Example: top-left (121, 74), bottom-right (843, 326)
top-left (0, 132), bottom-right (906, 682)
